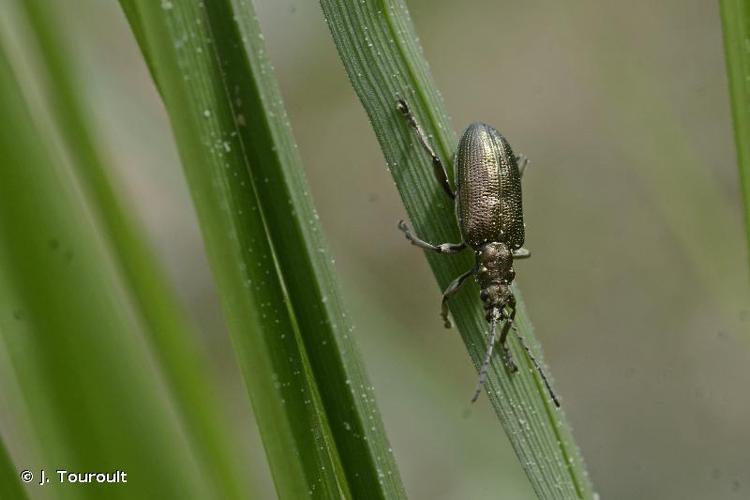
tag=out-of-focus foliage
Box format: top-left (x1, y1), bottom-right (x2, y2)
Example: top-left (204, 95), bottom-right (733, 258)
top-left (0, 40), bottom-right (211, 500)
top-left (10, 1), bottom-right (247, 496)
top-left (0, 1), bottom-right (747, 500)
top-left (0, 439), bottom-right (26, 500)
top-left (720, 0), bottom-right (750, 266)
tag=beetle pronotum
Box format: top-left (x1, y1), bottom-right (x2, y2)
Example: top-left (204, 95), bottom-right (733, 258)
top-left (395, 98), bottom-right (559, 406)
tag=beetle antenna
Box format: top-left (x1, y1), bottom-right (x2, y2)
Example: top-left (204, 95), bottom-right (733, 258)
top-left (471, 309), bottom-right (500, 403)
top-left (510, 323), bottom-right (560, 408)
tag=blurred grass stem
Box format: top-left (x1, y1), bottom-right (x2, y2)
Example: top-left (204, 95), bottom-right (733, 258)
top-left (720, 0), bottom-right (750, 267)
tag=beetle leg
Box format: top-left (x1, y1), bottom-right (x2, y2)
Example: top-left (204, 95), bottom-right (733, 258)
top-left (440, 268), bottom-right (475, 328)
top-left (396, 98), bottom-right (455, 200)
top-left (398, 220), bottom-right (466, 254)
top-left (498, 305), bottom-right (519, 374)
top-left (515, 154), bottom-right (529, 178)
top-left (512, 247), bottom-right (531, 259)
top-left (472, 309), bottom-right (501, 402)
top-left (506, 300), bottom-right (561, 407)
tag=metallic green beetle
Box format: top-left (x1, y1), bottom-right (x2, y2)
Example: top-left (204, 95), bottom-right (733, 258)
top-left (396, 98), bottom-right (558, 405)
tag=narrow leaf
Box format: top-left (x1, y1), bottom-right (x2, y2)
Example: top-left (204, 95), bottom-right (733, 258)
top-left (0, 45), bottom-right (210, 500)
top-left (119, 0), bottom-right (405, 498)
top-left (11, 2), bottom-right (248, 497)
top-left (319, 1), bottom-right (594, 498)
top-left (720, 0), bottom-right (750, 265)
top-left (0, 439), bottom-right (27, 500)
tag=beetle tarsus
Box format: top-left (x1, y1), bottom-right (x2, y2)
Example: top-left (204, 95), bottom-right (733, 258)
top-left (501, 347), bottom-right (518, 374)
top-left (441, 314), bottom-right (452, 329)
top-left (397, 220), bottom-right (418, 245)
top-left (395, 97), bottom-right (410, 116)
top-left (440, 268), bottom-right (475, 329)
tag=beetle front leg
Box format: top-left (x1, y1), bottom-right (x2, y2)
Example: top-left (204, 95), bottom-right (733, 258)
top-left (440, 268), bottom-right (474, 328)
top-left (396, 98), bottom-right (455, 200)
top-left (398, 220), bottom-right (466, 254)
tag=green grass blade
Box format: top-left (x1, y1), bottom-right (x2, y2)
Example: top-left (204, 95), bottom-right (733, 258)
top-left (0, 45), bottom-right (209, 500)
top-left (720, 0), bottom-right (750, 263)
top-left (118, 0), bottom-right (405, 497)
top-left (0, 439), bottom-right (27, 500)
top-left (319, 1), bottom-right (594, 498)
top-left (9, 2), bottom-right (248, 497)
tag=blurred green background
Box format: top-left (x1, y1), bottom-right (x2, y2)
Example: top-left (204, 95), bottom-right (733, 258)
top-left (2, 1), bottom-right (749, 499)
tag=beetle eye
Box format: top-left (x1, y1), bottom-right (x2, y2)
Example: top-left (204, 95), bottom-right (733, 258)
top-left (479, 290), bottom-right (489, 301)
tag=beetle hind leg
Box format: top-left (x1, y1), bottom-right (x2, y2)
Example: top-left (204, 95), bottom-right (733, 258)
top-left (498, 312), bottom-right (519, 374)
top-left (504, 301), bottom-right (561, 407)
top-left (440, 268), bottom-right (474, 328)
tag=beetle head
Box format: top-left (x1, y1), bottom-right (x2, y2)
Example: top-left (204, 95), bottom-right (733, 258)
top-left (479, 283), bottom-right (513, 321)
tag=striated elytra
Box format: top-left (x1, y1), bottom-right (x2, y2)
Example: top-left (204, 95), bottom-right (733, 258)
top-left (395, 98), bottom-right (558, 406)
